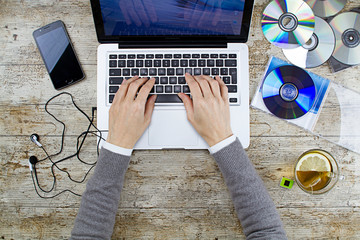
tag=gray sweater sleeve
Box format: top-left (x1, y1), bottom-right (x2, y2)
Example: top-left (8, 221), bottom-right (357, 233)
top-left (70, 148), bottom-right (131, 240)
top-left (212, 138), bottom-right (287, 240)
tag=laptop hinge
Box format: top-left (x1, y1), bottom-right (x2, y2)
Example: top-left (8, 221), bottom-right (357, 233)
top-left (118, 41), bottom-right (227, 49)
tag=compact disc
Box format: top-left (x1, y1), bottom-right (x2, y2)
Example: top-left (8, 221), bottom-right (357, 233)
top-left (282, 16), bottom-right (335, 68)
top-left (305, 0), bottom-right (347, 18)
top-left (261, 0), bottom-right (315, 49)
top-left (262, 65), bottom-right (316, 119)
top-left (329, 12), bottom-right (360, 65)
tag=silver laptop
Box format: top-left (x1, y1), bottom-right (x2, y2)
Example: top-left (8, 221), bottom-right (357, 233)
top-left (90, 0), bottom-right (254, 149)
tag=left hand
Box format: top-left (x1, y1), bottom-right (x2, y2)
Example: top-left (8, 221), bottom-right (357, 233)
top-left (106, 76), bottom-right (157, 149)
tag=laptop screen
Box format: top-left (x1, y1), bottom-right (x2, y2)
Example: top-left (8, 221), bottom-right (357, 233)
top-left (90, 0), bottom-right (254, 43)
top-left (100, 0), bottom-right (245, 36)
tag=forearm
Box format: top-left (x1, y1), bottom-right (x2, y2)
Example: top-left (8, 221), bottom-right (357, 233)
top-left (212, 139), bottom-right (287, 239)
top-left (70, 148), bottom-right (130, 240)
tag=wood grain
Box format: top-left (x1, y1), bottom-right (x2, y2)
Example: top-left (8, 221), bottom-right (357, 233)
top-left (1, 0), bottom-right (360, 239)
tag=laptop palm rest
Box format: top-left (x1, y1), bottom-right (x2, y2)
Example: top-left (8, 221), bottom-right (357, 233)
top-left (148, 109), bottom-right (199, 147)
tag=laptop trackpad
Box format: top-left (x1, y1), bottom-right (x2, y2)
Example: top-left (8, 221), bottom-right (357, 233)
top-left (148, 109), bottom-right (198, 147)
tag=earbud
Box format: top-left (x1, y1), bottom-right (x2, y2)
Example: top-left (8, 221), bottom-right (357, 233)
top-left (28, 156), bottom-right (38, 172)
top-left (30, 134), bottom-right (42, 147)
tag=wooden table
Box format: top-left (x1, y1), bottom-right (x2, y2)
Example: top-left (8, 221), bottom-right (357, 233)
top-left (1, 0), bottom-right (360, 239)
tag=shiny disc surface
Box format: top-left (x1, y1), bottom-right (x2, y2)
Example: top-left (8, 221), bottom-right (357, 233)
top-left (261, 0), bottom-right (315, 49)
top-left (305, 0), bottom-right (347, 18)
top-left (329, 12), bottom-right (360, 65)
top-left (262, 65), bottom-right (316, 119)
top-left (283, 16), bottom-right (335, 68)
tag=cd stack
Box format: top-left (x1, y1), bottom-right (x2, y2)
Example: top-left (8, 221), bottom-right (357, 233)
top-left (261, 0), bottom-right (360, 72)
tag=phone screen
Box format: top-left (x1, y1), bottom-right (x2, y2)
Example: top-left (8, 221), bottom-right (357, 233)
top-left (33, 21), bottom-right (84, 89)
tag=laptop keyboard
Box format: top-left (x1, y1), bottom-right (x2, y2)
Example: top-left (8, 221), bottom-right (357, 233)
top-left (107, 53), bottom-right (239, 105)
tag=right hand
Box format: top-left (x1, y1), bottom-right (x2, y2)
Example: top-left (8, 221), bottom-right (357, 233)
top-left (119, 0), bottom-right (157, 27)
top-left (178, 74), bottom-right (233, 147)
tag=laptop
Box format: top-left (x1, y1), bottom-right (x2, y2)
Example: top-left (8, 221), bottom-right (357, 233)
top-left (90, 0), bottom-right (254, 149)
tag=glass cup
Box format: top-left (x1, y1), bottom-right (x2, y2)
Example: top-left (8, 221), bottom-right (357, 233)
top-left (294, 149), bottom-right (339, 194)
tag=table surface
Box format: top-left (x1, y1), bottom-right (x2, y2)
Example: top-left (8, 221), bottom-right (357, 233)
top-left (1, 0), bottom-right (360, 239)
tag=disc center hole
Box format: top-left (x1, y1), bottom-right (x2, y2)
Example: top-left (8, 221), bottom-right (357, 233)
top-left (303, 34), bottom-right (319, 51)
top-left (342, 29), bottom-right (360, 48)
top-left (279, 13), bottom-right (298, 32)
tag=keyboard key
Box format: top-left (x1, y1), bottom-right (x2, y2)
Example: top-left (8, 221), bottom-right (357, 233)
top-left (131, 68), bottom-right (139, 76)
top-left (145, 60), bottom-right (152, 67)
top-left (140, 68), bottom-right (148, 76)
top-left (207, 59), bottom-right (215, 67)
top-left (225, 60), bottom-right (237, 67)
top-left (176, 68), bottom-right (184, 75)
top-left (229, 54), bottom-right (237, 58)
top-left (180, 60), bottom-right (188, 67)
top-left (183, 54), bottom-right (191, 58)
top-left (164, 54), bottom-right (172, 58)
top-left (123, 69), bottom-right (130, 76)
top-left (128, 54), bottom-right (136, 59)
top-left (229, 98), bottom-right (237, 103)
top-left (118, 60), bottom-right (126, 67)
top-left (150, 87), bottom-right (155, 93)
top-left (154, 60), bottom-right (161, 67)
top-left (146, 54), bottom-right (154, 59)
top-left (220, 54), bottom-right (228, 58)
top-left (109, 55), bottom-right (117, 59)
top-left (174, 54), bottom-right (181, 58)
top-left (203, 68), bottom-right (210, 75)
top-left (226, 85), bottom-right (237, 93)
top-left (216, 59), bottom-right (224, 67)
top-left (189, 59), bottom-right (197, 67)
top-left (109, 94), bottom-right (115, 103)
top-left (127, 60), bottom-right (135, 67)
top-left (118, 54), bottom-right (126, 59)
top-left (185, 68), bottom-right (192, 75)
top-left (231, 75), bottom-right (237, 84)
top-left (109, 77), bottom-right (123, 84)
top-left (167, 68), bottom-right (175, 75)
top-left (160, 77), bottom-right (168, 84)
top-left (174, 85), bottom-right (181, 93)
top-left (178, 77), bottom-right (186, 84)
top-left (163, 60), bottom-right (170, 67)
top-left (192, 54), bottom-right (200, 58)
top-left (210, 54), bottom-right (218, 58)
top-left (156, 85), bottom-right (164, 93)
top-left (165, 85), bottom-right (173, 93)
top-left (155, 54), bottom-right (163, 58)
top-left (109, 60), bottom-right (117, 67)
top-left (136, 60), bottom-right (143, 67)
top-left (154, 77), bottom-right (159, 84)
top-left (198, 59), bottom-right (206, 67)
top-left (212, 68), bottom-right (219, 75)
top-left (194, 68), bottom-right (201, 75)
top-left (201, 54), bottom-right (209, 58)
top-left (183, 85), bottom-right (190, 93)
top-left (221, 68), bottom-right (228, 75)
top-left (149, 68), bottom-right (157, 76)
top-left (171, 60), bottom-right (179, 67)
top-left (169, 77), bottom-right (177, 84)
top-left (223, 76), bottom-right (231, 84)
top-left (109, 69), bottom-right (121, 76)
top-left (155, 94), bottom-right (182, 103)
top-left (109, 86), bottom-right (119, 93)
top-left (137, 54), bottom-right (145, 59)
top-left (158, 68), bottom-right (166, 75)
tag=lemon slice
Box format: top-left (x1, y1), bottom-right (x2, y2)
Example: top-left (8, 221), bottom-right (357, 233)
top-left (296, 152), bottom-right (331, 172)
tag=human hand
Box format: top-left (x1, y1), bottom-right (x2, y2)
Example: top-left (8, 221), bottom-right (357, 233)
top-left (119, 0), bottom-right (158, 27)
top-left (178, 74), bottom-right (233, 147)
top-left (107, 76), bottom-right (157, 149)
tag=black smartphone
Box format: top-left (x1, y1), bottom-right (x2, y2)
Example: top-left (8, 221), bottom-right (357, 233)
top-left (33, 20), bottom-right (85, 90)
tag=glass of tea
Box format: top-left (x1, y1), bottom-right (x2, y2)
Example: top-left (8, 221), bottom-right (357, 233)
top-left (294, 149), bottom-right (339, 194)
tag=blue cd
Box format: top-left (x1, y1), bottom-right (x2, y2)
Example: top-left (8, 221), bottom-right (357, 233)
top-left (262, 65), bottom-right (316, 119)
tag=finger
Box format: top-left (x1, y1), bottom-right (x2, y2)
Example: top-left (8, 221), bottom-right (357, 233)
top-left (202, 75), bottom-right (221, 98)
top-left (215, 75), bottom-right (228, 102)
top-left (185, 73), bottom-right (203, 99)
top-left (178, 93), bottom-right (194, 122)
top-left (143, 0), bottom-right (158, 23)
top-left (133, 0), bottom-right (150, 27)
top-left (144, 94), bottom-right (157, 123)
top-left (194, 75), bottom-right (213, 98)
top-left (117, 76), bottom-right (139, 100)
top-left (112, 79), bottom-right (128, 104)
top-left (136, 77), bottom-right (156, 104)
top-left (125, 77), bottom-right (148, 101)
